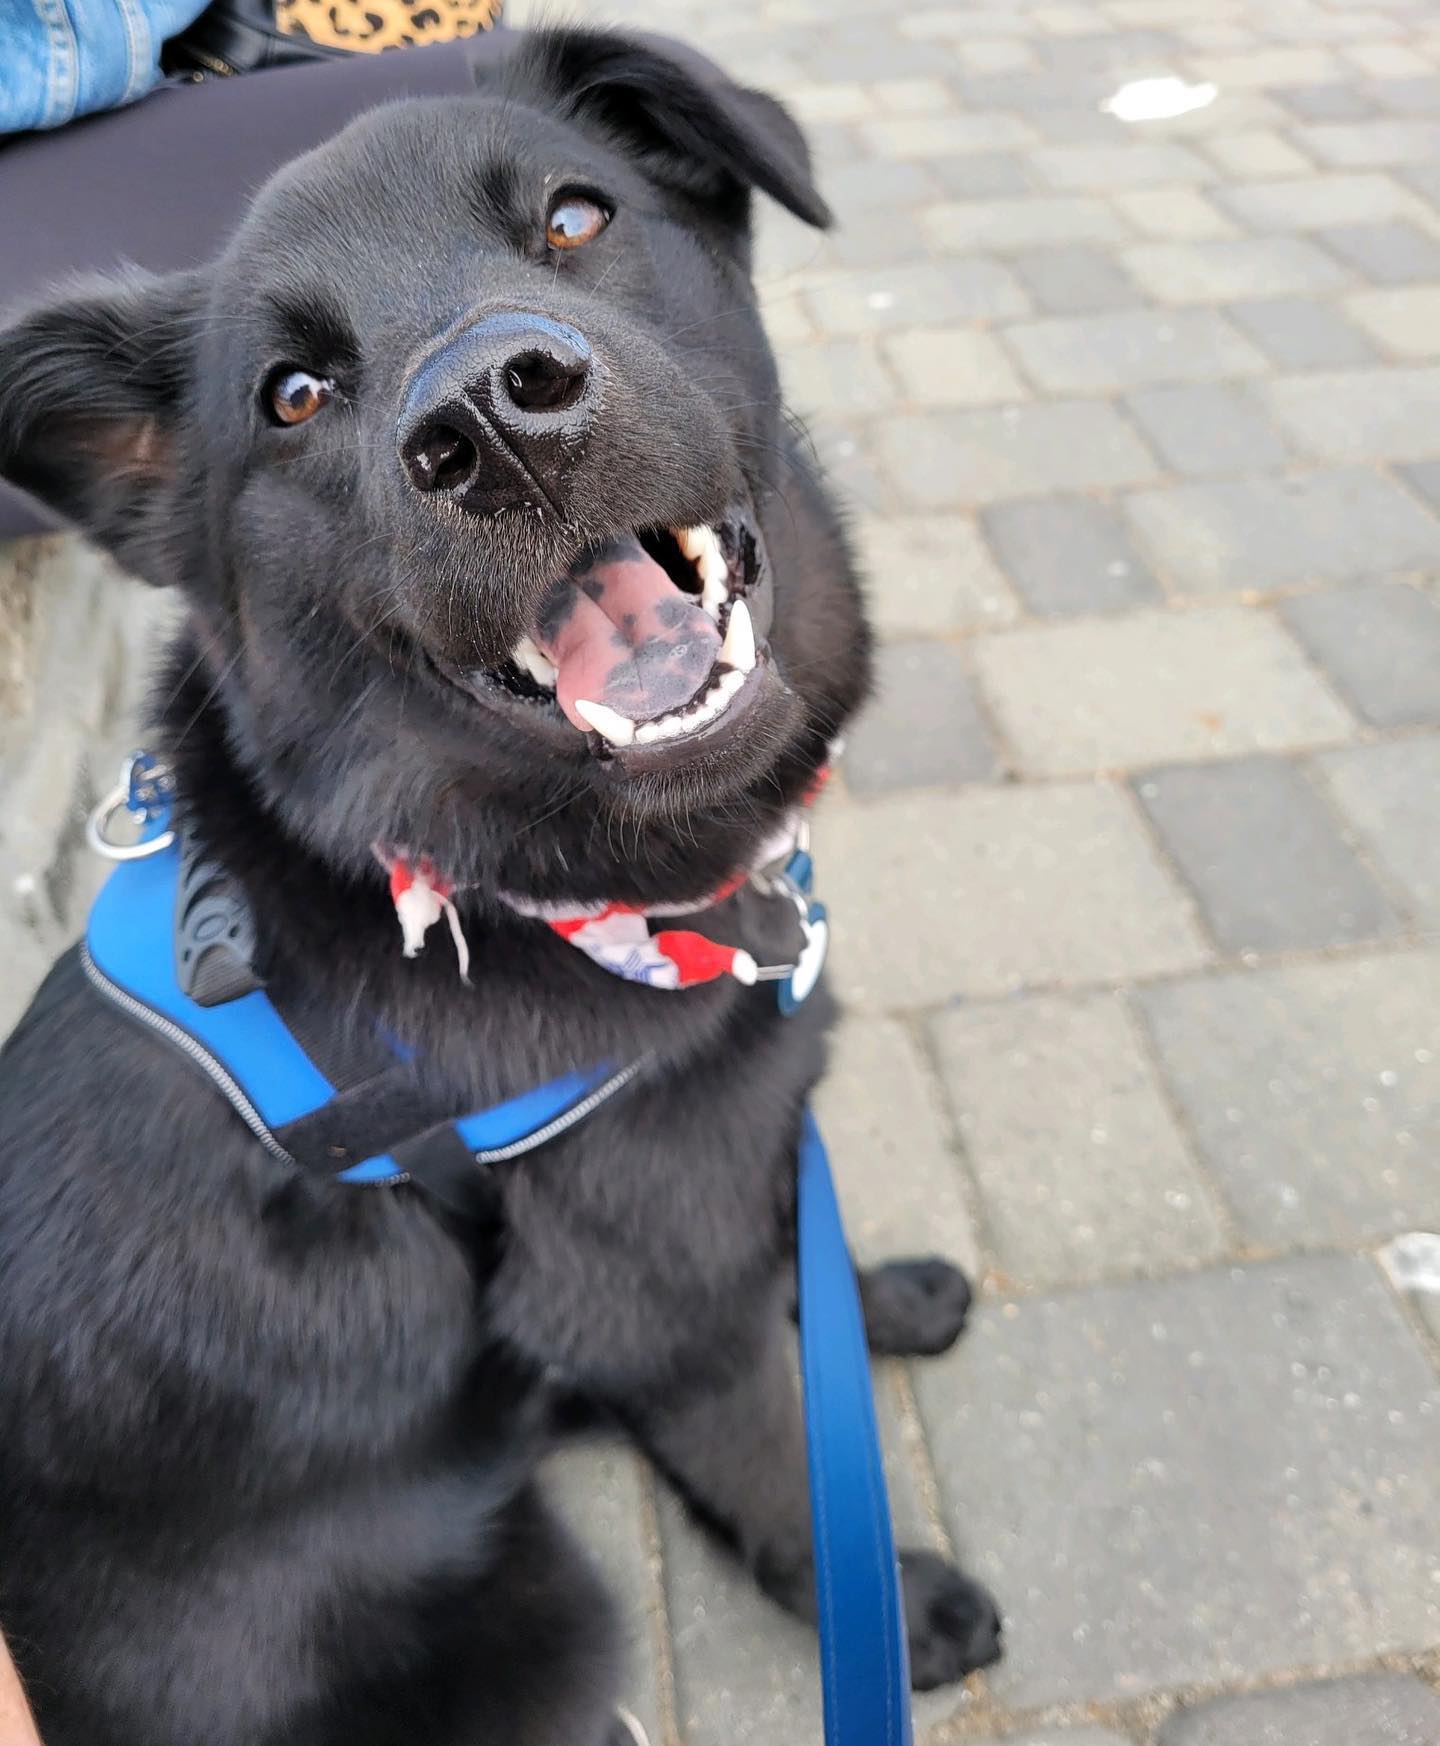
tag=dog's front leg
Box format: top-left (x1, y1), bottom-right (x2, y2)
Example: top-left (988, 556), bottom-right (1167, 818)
top-left (630, 1304), bottom-right (1003, 1688)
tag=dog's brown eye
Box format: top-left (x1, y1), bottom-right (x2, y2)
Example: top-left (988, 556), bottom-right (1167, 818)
top-left (266, 368), bottom-right (333, 426)
top-left (546, 195), bottom-right (610, 251)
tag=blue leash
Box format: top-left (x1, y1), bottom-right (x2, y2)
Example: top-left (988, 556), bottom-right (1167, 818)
top-left (84, 755), bottom-right (913, 1745)
top-left (799, 1110), bottom-right (913, 1746)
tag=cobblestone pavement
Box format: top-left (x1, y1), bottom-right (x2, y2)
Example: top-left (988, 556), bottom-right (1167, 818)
top-left (3, 0), bottom-right (1440, 1740)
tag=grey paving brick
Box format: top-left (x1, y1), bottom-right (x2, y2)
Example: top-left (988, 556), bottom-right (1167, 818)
top-left (1028, 110), bottom-right (1128, 149)
top-left (1343, 283), bottom-right (1440, 357)
top-left (1349, 44), bottom-right (1434, 82)
top-left (876, 402), bottom-right (1161, 507)
top-left (1315, 736), bottom-right (1440, 924)
top-left (781, 339), bottom-right (895, 416)
top-left (980, 497), bottom-right (1160, 615)
top-left (1134, 757), bottom-right (1403, 951)
top-left (814, 785), bottom-right (1208, 1005)
top-left (882, 327), bottom-right (1028, 405)
top-left (1119, 236), bottom-right (1352, 303)
top-left (805, 259), bottom-right (1030, 335)
top-left (1398, 457), bottom-right (1440, 512)
top-left (1139, 952), bottom-right (1440, 1244)
top-left (1295, 118), bottom-right (1440, 166)
top-left (953, 70), bottom-right (1116, 114)
top-left (1217, 172), bottom-right (1439, 232)
top-left (1011, 245), bottom-right (1140, 311)
top-left (1225, 297), bottom-right (1378, 368)
top-left (915, 1255), bottom-right (1440, 1709)
top-left (1318, 219), bottom-right (1440, 281)
top-left (844, 641), bottom-right (999, 793)
top-left (1003, 309), bottom-right (1266, 393)
top-left (923, 195), bottom-right (1132, 253)
top-left (929, 152), bottom-right (1035, 199)
top-left (1201, 128), bottom-right (1314, 179)
top-left (1123, 470), bottom-right (1440, 592)
top-left (1189, 45), bottom-right (1350, 87)
top-left (660, 1484), bottom-right (817, 1746)
top-left (820, 156), bottom-right (944, 213)
top-left (959, 1735), bottom-right (1130, 1746)
top-left (1034, 27), bottom-right (1178, 73)
top-left (810, 424), bottom-right (889, 513)
top-left (931, 992), bottom-right (1226, 1287)
top-left (1122, 385), bottom-right (1291, 476)
top-left (974, 607), bottom-right (1354, 775)
top-left (1402, 158), bottom-right (1440, 208)
top-left (1159, 1674), bottom-right (1440, 1746)
top-left (1027, 141), bottom-right (1213, 189)
top-left (1111, 188), bottom-right (1241, 241)
top-left (814, 1013), bottom-right (981, 1274)
top-left (805, 36), bottom-right (945, 83)
top-left (546, 1445), bottom-right (665, 1745)
top-left (822, 207), bottom-right (936, 270)
top-left (860, 113), bottom-right (1038, 160)
top-left (1281, 582), bottom-right (1440, 726)
top-left (1372, 76), bottom-right (1440, 119)
top-left (755, 204), bottom-right (832, 280)
top-left (1275, 82), bottom-right (1380, 122)
top-left (853, 513), bottom-right (1020, 635)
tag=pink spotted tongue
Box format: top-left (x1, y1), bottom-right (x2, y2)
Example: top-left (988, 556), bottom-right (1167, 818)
top-left (534, 535), bottom-right (722, 732)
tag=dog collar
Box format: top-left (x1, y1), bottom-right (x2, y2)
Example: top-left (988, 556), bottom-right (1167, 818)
top-left (382, 760), bottom-right (837, 1005)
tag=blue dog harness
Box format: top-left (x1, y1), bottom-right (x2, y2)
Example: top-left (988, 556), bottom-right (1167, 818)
top-left (83, 753), bottom-right (912, 1745)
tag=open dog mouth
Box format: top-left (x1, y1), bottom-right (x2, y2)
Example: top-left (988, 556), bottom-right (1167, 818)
top-left (436, 511), bottom-right (772, 772)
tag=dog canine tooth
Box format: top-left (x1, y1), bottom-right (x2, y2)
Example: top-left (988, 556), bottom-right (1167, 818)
top-left (511, 634), bottom-right (557, 689)
top-left (700, 572), bottom-right (729, 622)
top-left (574, 699), bottom-right (637, 747)
top-left (677, 524), bottom-right (730, 620)
top-left (718, 668), bottom-right (746, 700)
top-left (719, 599), bottom-right (756, 674)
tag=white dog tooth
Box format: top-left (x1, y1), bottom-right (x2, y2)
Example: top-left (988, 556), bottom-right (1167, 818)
top-left (719, 668), bottom-right (746, 700)
top-left (575, 699), bottom-right (637, 748)
top-left (701, 573), bottom-right (729, 621)
top-left (720, 598), bottom-right (756, 674)
top-left (678, 524), bottom-right (730, 618)
top-left (512, 633), bottom-right (557, 689)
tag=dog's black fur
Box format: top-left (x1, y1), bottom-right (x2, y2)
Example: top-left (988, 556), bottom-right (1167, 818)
top-left (0, 31), bottom-right (1001, 1745)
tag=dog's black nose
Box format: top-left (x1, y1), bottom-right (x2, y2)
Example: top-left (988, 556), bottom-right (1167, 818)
top-left (398, 312), bottom-right (595, 514)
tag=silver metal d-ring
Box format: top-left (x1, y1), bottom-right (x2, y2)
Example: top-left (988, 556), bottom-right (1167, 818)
top-left (85, 784), bottom-right (175, 862)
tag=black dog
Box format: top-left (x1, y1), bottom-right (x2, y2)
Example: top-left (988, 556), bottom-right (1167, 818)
top-left (0, 30), bottom-right (1001, 1746)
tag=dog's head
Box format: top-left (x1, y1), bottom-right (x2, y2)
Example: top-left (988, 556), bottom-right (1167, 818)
top-left (0, 32), bottom-right (868, 899)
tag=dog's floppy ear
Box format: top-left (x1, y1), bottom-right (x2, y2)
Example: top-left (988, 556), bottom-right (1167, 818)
top-left (0, 271), bottom-right (200, 577)
top-left (509, 29), bottom-right (832, 230)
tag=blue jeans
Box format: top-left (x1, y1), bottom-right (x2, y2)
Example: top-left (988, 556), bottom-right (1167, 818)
top-left (3, 0), bottom-right (209, 133)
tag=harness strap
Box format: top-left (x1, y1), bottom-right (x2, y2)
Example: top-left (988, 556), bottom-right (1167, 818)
top-left (84, 838), bottom-right (638, 1219)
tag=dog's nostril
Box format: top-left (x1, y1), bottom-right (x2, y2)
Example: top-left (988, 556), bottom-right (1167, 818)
top-left (503, 349), bottom-right (589, 414)
top-left (404, 424), bottom-right (477, 494)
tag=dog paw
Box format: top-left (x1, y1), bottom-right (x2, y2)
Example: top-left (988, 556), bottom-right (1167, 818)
top-left (900, 1550), bottom-right (1003, 1690)
top-left (861, 1257), bottom-right (973, 1357)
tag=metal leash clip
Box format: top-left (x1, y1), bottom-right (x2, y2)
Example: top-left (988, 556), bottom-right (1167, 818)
top-left (750, 841), bottom-right (830, 1014)
top-left (86, 752), bottom-right (177, 862)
